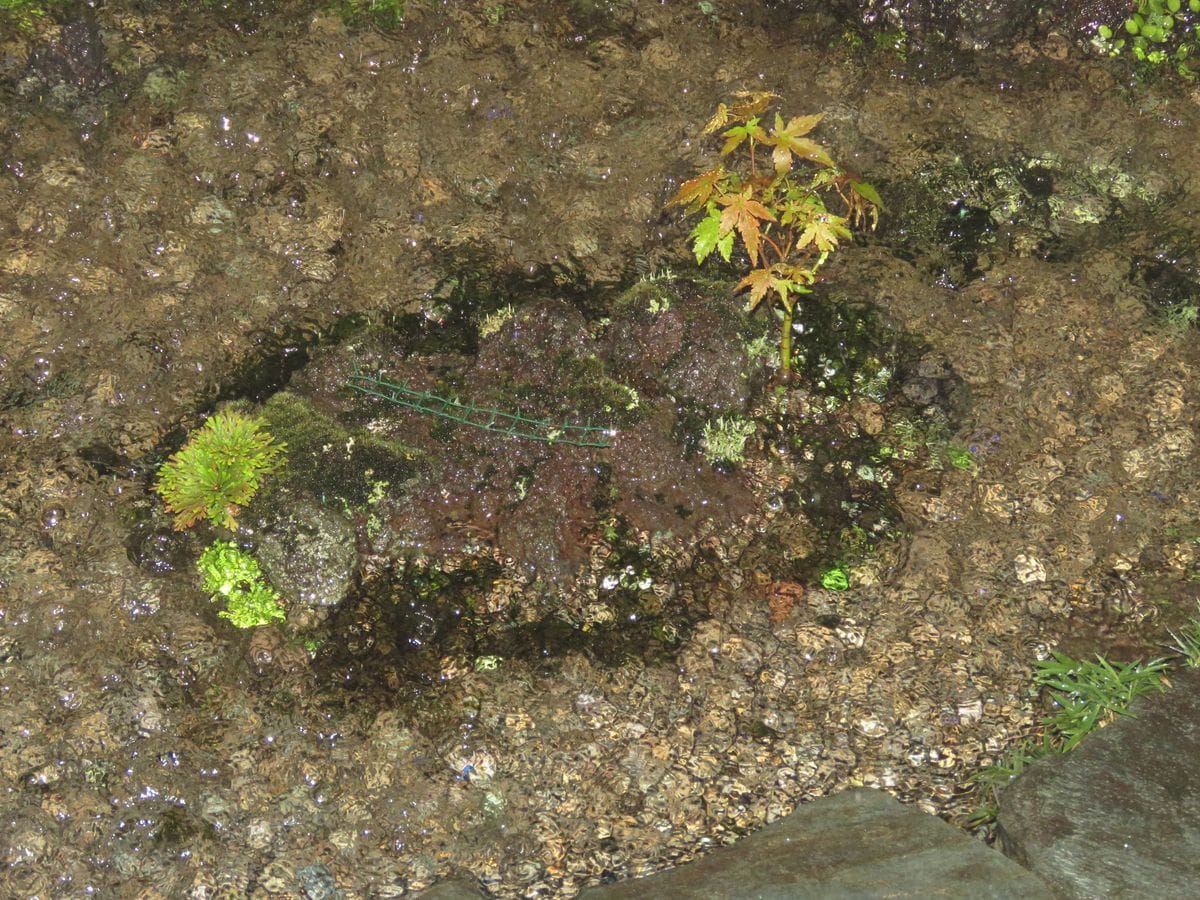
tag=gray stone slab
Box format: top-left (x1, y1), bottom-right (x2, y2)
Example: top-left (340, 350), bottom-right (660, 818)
top-left (414, 881), bottom-right (483, 900)
top-left (577, 787), bottom-right (1054, 899)
top-left (997, 667), bottom-right (1200, 899)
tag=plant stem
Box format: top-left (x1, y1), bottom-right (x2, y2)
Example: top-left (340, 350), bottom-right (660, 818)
top-left (779, 302), bottom-right (794, 378)
top-left (761, 231), bottom-right (787, 262)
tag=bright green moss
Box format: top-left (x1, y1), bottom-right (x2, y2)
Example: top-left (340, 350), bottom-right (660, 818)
top-left (198, 540), bottom-right (285, 628)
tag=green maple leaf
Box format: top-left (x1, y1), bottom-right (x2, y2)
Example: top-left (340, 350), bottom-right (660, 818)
top-left (778, 192), bottom-right (824, 227)
top-left (848, 178), bottom-right (883, 229)
top-left (690, 207), bottom-right (722, 263)
top-left (720, 118), bottom-right (769, 156)
top-left (797, 213), bottom-right (851, 254)
top-left (717, 230), bottom-right (735, 261)
top-left (850, 179), bottom-right (883, 208)
top-left (769, 112), bottom-right (835, 173)
top-left (690, 206), bottom-right (736, 263)
top-left (718, 187), bottom-right (776, 266)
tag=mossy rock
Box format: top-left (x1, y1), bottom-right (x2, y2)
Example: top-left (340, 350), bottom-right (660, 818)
top-left (259, 390), bottom-right (421, 508)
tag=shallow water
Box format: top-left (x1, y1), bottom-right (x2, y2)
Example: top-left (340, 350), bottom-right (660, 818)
top-left (3, 2), bottom-right (1200, 896)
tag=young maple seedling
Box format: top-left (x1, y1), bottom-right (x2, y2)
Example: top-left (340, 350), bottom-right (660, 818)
top-left (668, 91), bottom-right (881, 378)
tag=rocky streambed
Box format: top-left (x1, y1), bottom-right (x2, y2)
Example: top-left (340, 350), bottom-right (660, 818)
top-left (2, 1), bottom-right (1200, 896)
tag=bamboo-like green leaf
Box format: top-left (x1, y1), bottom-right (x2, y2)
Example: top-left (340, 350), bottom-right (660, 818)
top-left (850, 179), bottom-right (883, 208)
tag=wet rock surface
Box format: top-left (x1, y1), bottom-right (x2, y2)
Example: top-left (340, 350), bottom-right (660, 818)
top-left (855, 0), bottom-right (1041, 50)
top-left (997, 669), bottom-right (1200, 898)
top-left (2, 1), bottom-right (1200, 897)
top-left (249, 492), bottom-right (359, 632)
top-left (580, 788), bottom-right (1056, 899)
top-left (424, 788), bottom-right (1058, 898)
top-left (260, 283), bottom-right (779, 636)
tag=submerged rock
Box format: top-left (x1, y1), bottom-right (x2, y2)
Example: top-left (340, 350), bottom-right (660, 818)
top-left (246, 492), bottom-right (359, 632)
top-left (22, 10), bottom-right (112, 94)
top-left (217, 273), bottom-right (922, 654)
top-left (574, 788), bottom-right (1055, 898)
top-left (256, 281), bottom-right (771, 635)
top-left (996, 668), bottom-right (1200, 897)
top-left (853, 0), bottom-right (1040, 49)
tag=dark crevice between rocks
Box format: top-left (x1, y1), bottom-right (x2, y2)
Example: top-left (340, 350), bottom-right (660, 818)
top-left (215, 255), bottom-right (610, 406)
top-left (1132, 249), bottom-right (1200, 330)
top-left (878, 152), bottom-right (1163, 288)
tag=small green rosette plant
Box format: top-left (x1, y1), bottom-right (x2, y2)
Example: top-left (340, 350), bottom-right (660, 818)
top-left (155, 410), bottom-right (286, 531)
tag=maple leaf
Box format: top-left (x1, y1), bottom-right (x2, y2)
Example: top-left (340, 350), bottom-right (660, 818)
top-left (689, 207), bottom-right (722, 263)
top-left (849, 179), bottom-right (883, 208)
top-left (720, 118), bottom-right (769, 157)
top-left (717, 229), bottom-right (735, 262)
top-left (735, 267), bottom-right (800, 312)
top-left (668, 166), bottom-right (726, 211)
top-left (847, 179), bottom-right (883, 229)
top-left (769, 112), bottom-right (835, 173)
top-left (717, 187), bottom-right (776, 266)
top-left (797, 213), bottom-right (851, 254)
top-left (703, 103), bottom-right (731, 135)
top-left (777, 192), bottom-right (824, 228)
top-left (780, 262), bottom-right (818, 287)
top-left (705, 92), bottom-right (778, 136)
top-left (808, 167), bottom-right (840, 189)
top-left (687, 206), bottom-right (737, 264)
top-left (727, 90), bottom-right (779, 121)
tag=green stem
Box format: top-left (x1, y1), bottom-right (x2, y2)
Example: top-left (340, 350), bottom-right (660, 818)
top-left (779, 301), bottom-right (793, 378)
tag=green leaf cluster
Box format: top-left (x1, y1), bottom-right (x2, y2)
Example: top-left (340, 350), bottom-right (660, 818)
top-left (327, 0), bottom-right (406, 29)
top-left (1096, 0), bottom-right (1200, 78)
top-left (668, 91), bottom-right (881, 378)
top-left (0, 0), bottom-right (69, 30)
top-left (1168, 602), bottom-right (1200, 665)
top-left (155, 410), bottom-right (286, 531)
top-left (968, 648), bottom-right (1169, 826)
top-left (820, 566), bottom-right (851, 591)
top-left (1034, 650), bottom-right (1170, 751)
top-left (198, 540), bottom-right (285, 629)
top-left (946, 443), bottom-right (975, 470)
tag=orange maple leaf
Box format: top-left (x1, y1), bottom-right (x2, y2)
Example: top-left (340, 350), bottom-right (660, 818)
top-left (735, 267), bottom-right (777, 310)
top-left (769, 112), bottom-right (834, 173)
top-left (718, 187), bottom-right (776, 266)
top-left (667, 166), bottom-right (726, 211)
